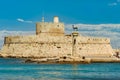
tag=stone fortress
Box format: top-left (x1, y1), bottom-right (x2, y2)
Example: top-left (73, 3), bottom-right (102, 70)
top-left (0, 16), bottom-right (119, 63)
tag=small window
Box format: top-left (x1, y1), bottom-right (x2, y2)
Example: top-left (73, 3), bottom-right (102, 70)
top-left (73, 39), bottom-right (76, 44)
top-left (63, 56), bottom-right (67, 59)
top-left (57, 46), bottom-right (61, 48)
top-left (82, 56), bottom-right (85, 59)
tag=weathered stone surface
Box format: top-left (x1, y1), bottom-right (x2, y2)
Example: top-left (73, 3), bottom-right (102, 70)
top-left (0, 16), bottom-right (118, 63)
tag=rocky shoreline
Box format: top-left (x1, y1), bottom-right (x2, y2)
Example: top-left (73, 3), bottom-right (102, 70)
top-left (1, 53), bottom-right (120, 64)
top-left (24, 57), bottom-right (91, 64)
top-left (25, 57), bottom-right (120, 64)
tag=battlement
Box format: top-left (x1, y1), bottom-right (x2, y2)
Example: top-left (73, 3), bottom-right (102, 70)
top-left (77, 37), bottom-right (110, 44)
top-left (36, 16), bottom-right (64, 36)
top-left (4, 35), bottom-right (110, 44)
top-left (4, 35), bottom-right (72, 44)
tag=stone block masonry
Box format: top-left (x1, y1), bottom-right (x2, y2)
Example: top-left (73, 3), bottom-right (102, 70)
top-left (0, 16), bottom-right (115, 59)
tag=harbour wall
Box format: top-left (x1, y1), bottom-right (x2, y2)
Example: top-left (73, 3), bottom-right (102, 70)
top-left (1, 35), bottom-right (114, 58)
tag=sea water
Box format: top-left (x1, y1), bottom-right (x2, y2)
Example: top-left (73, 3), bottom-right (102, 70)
top-left (0, 58), bottom-right (120, 80)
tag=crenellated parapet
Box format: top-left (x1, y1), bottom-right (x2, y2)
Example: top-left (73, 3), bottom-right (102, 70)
top-left (4, 35), bottom-right (72, 44)
top-left (77, 37), bottom-right (110, 44)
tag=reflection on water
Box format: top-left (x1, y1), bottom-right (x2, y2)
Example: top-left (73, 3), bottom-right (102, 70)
top-left (0, 58), bottom-right (120, 80)
top-left (72, 64), bottom-right (78, 78)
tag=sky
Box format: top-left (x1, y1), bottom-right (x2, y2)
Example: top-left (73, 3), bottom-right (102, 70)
top-left (0, 0), bottom-right (120, 48)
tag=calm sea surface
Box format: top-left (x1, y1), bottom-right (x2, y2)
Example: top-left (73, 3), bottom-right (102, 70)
top-left (0, 58), bottom-right (120, 80)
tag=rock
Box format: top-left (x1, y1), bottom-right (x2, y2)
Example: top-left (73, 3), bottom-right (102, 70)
top-left (0, 53), bottom-right (3, 58)
top-left (25, 59), bottom-right (31, 63)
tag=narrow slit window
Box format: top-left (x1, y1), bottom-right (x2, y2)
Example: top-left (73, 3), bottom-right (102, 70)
top-left (57, 46), bottom-right (61, 48)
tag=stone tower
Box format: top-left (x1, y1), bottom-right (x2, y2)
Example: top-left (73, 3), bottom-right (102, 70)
top-left (36, 16), bottom-right (64, 36)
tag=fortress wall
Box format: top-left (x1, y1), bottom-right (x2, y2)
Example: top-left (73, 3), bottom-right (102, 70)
top-left (2, 34), bottom-right (114, 58)
top-left (4, 33), bottom-right (109, 45)
top-left (4, 35), bottom-right (72, 44)
top-left (75, 37), bottom-right (113, 57)
top-left (76, 43), bottom-right (114, 57)
top-left (37, 32), bottom-right (64, 36)
top-left (77, 36), bottom-right (110, 44)
top-left (1, 35), bottom-right (72, 57)
top-left (4, 35), bottom-right (37, 44)
top-left (36, 22), bottom-right (64, 35)
top-left (1, 42), bottom-right (72, 58)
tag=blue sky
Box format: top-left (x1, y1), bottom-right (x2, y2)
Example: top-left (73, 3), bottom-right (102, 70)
top-left (0, 0), bottom-right (120, 30)
top-left (0, 0), bottom-right (120, 48)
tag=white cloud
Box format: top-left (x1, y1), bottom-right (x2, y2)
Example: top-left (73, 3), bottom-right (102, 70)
top-left (0, 30), bottom-right (34, 40)
top-left (17, 18), bottom-right (33, 23)
top-left (17, 18), bottom-right (24, 22)
top-left (65, 24), bottom-right (120, 48)
top-left (65, 24), bottom-right (120, 32)
top-left (0, 30), bottom-right (34, 48)
top-left (108, 2), bottom-right (117, 6)
top-left (108, 0), bottom-right (120, 6)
